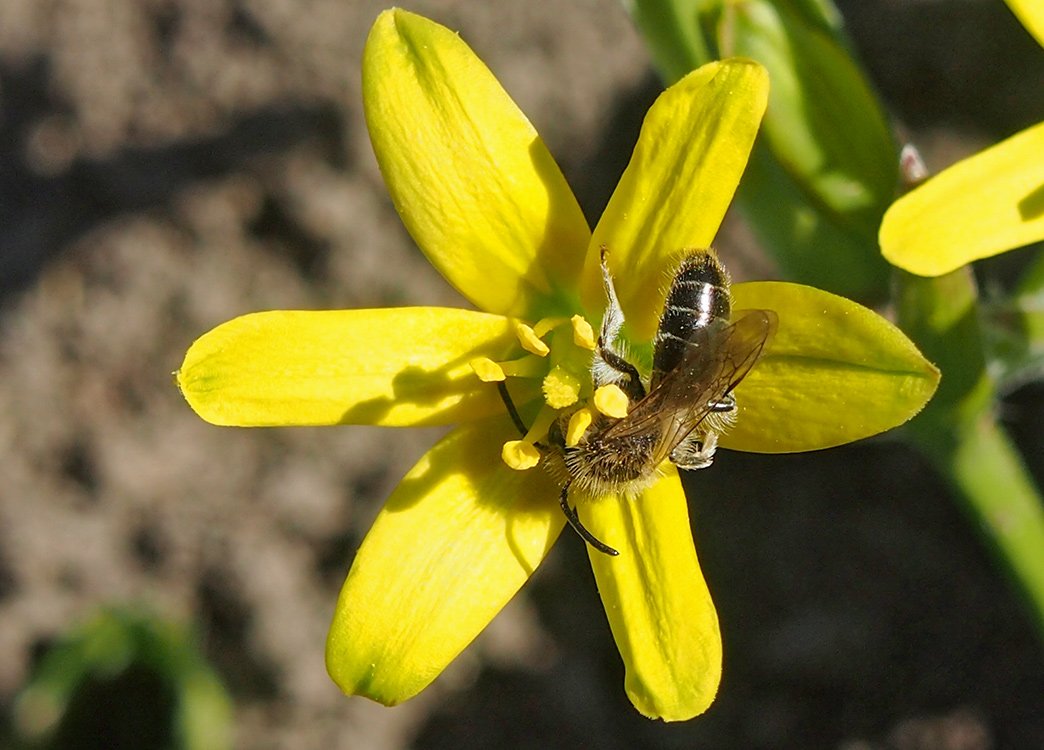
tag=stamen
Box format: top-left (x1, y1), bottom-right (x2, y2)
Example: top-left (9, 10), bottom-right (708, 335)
top-left (500, 406), bottom-right (557, 471)
top-left (565, 408), bottom-right (593, 447)
top-left (542, 366), bottom-right (581, 409)
top-left (593, 384), bottom-right (629, 419)
top-left (533, 317), bottom-right (567, 337)
top-left (524, 405), bottom-right (558, 443)
top-left (515, 322), bottom-right (550, 357)
top-left (498, 355), bottom-right (546, 378)
top-left (502, 440), bottom-right (540, 470)
top-left (571, 315), bottom-right (596, 350)
top-left (497, 382), bottom-right (528, 437)
top-left (470, 357), bottom-right (505, 382)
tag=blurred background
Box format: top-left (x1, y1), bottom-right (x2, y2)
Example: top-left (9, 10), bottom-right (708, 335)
top-left (0, 0), bottom-right (1042, 748)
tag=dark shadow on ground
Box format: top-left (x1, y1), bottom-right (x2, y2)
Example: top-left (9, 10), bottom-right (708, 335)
top-left (0, 56), bottom-right (345, 300)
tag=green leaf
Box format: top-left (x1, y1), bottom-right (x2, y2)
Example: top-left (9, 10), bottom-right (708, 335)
top-left (982, 250), bottom-right (1044, 392)
top-left (626, 0), bottom-right (714, 83)
top-left (720, 0), bottom-right (896, 298)
top-left (738, 141), bottom-right (891, 300)
top-left (896, 268), bottom-right (1044, 639)
top-left (625, 0), bottom-right (896, 301)
top-left (13, 608), bottom-right (231, 750)
top-left (894, 268), bottom-right (993, 435)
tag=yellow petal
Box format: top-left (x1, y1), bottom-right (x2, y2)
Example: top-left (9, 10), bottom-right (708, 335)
top-left (325, 420), bottom-right (563, 705)
top-left (725, 281), bottom-right (940, 452)
top-left (880, 121), bottom-right (1044, 276)
top-left (363, 9), bottom-right (590, 318)
top-left (584, 59), bottom-right (769, 339)
top-left (578, 468), bottom-right (721, 720)
top-left (177, 308), bottom-right (536, 427)
top-left (1006, 0), bottom-right (1044, 47)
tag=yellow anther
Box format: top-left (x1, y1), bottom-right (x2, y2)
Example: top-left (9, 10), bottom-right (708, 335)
top-left (565, 408), bottom-right (593, 447)
top-left (593, 384), bottom-right (629, 419)
top-left (533, 317), bottom-right (566, 338)
top-left (515, 322), bottom-right (550, 357)
top-left (499, 406), bottom-right (556, 471)
top-left (502, 440), bottom-right (541, 470)
top-left (470, 357), bottom-right (506, 382)
top-left (542, 366), bottom-right (581, 409)
top-left (571, 315), bottom-right (596, 350)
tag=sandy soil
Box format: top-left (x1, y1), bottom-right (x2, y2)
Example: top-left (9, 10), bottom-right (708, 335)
top-left (0, 1), bottom-right (1042, 748)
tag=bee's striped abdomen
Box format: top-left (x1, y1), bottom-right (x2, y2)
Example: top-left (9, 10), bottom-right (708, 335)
top-left (652, 250), bottom-right (731, 388)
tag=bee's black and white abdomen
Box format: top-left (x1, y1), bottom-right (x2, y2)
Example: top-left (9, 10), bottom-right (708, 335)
top-left (652, 250), bottom-right (731, 388)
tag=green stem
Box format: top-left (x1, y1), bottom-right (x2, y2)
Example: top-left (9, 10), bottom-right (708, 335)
top-left (914, 416), bottom-right (1044, 638)
top-left (897, 267), bottom-right (1044, 637)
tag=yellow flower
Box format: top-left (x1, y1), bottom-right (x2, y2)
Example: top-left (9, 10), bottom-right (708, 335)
top-left (880, 2), bottom-right (1044, 276)
top-left (1005, 0), bottom-right (1044, 48)
top-left (176, 9), bottom-right (937, 721)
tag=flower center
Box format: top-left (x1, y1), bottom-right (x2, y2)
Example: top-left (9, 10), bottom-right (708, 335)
top-left (469, 314), bottom-right (627, 470)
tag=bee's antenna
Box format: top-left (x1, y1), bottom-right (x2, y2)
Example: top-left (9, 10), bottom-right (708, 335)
top-left (497, 381), bottom-right (529, 437)
top-left (559, 482), bottom-right (620, 557)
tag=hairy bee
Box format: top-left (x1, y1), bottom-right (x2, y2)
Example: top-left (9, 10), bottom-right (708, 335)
top-left (547, 248), bottom-right (777, 556)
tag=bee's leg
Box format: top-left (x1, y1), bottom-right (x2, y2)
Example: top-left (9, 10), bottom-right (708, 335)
top-left (559, 481), bottom-right (620, 556)
top-left (670, 431), bottom-right (719, 471)
top-left (598, 246), bottom-right (626, 348)
top-left (592, 247), bottom-right (646, 401)
top-left (496, 382), bottom-right (529, 437)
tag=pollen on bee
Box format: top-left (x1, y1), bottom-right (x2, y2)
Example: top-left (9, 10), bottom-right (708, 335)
top-left (593, 383), bottom-right (629, 419)
top-left (542, 365), bottom-right (581, 408)
top-left (515, 322), bottom-right (550, 356)
top-left (501, 439), bottom-right (541, 470)
top-left (470, 357), bottom-right (506, 382)
top-left (565, 407), bottom-right (593, 447)
top-left (570, 315), bottom-right (596, 350)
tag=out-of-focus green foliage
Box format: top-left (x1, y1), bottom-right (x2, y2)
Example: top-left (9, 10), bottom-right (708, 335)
top-left (982, 250), bottom-right (1044, 393)
top-left (627, 0), bottom-right (895, 300)
top-left (896, 267), bottom-right (1044, 633)
top-left (12, 608), bottom-right (231, 750)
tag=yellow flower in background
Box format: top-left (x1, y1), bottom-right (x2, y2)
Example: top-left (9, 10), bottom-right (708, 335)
top-left (1005, 0), bottom-right (1044, 48)
top-left (880, 1), bottom-right (1044, 276)
top-left (177, 9), bottom-right (937, 721)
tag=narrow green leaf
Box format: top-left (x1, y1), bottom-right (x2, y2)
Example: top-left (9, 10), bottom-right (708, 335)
top-left (626, 0), bottom-right (714, 83)
top-left (625, 0), bottom-right (896, 301)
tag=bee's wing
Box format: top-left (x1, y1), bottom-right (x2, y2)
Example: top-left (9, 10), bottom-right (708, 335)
top-left (601, 309), bottom-right (777, 466)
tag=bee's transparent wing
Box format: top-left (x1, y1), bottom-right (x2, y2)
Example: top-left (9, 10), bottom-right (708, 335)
top-left (600, 308), bottom-right (777, 467)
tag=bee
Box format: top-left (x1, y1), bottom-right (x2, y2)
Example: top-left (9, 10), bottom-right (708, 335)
top-left (544, 247), bottom-right (777, 556)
